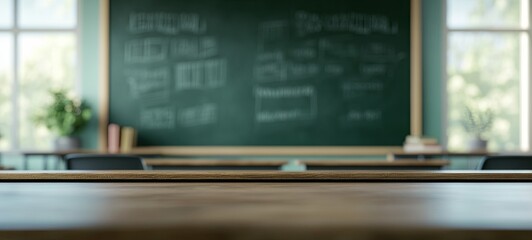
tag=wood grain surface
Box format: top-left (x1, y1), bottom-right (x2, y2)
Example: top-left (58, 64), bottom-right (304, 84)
top-left (1, 182), bottom-right (532, 240)
top-left (143, 159), bottom-right (449, 167)
top-left (0, 170), bottom-right (532, 181)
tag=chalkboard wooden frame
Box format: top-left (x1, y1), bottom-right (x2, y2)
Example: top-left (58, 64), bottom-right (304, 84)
top-left (99, 0), bottom-right (422, 156)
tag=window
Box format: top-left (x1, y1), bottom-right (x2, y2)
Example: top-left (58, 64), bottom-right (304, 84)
top-left (445, 0), bottom-right (529, 151)
top-left (0, 0), bottom-right (78, 150)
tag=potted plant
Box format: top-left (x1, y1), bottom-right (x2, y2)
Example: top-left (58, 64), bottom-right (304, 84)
top-left (462, 105), bottom-right (493, 151)
top-left (34, 89), bottom-right (92, 150)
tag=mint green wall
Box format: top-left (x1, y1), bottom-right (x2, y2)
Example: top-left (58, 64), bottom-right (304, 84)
top-left (422, 0), bottom-right (443, 142)
top-left (79, 0), bottom-right (100, 149)
top-left (79, 0), bottom-right (445, 148)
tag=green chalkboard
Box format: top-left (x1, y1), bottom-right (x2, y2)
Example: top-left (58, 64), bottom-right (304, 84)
top-left (109, 0), bottom-right (413, 147)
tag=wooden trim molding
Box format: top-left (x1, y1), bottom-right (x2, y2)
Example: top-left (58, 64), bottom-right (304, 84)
top-left (0, 171), bottom-right (531, 182)
top-left (411, 0), bottom-right (422, 136)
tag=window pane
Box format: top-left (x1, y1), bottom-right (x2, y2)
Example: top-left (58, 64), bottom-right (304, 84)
top-left (18, 33), bottom-right (76, 150)
top-left (0, 34), bottom-right (13, 150)
top-left (18, 0), bottom-right (77, 29)
top-left (447, 32), bottom-right (524, 151)
top-left (0, 0), bottom-right (13, 28)
top-left (447, 0), bottom-right (528, 28)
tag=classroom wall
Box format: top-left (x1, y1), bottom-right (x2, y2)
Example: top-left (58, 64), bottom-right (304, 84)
top-left (421, 0), bottom-right (443, 143)
top-left (79, 0), bottom-right (100, 149)
top-left (78, 0), bottom-right (444, 149)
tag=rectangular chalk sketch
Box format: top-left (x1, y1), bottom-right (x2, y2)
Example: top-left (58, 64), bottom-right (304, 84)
top-left (129, 12), bottom-right (207, 34)
top-left (255, 85), bottom-right (317, 123)
top-left (175, 58), bottom-right (227, 90)
top-left (294, 11), bottom-right (399, 37)
top-left (140, 106), bottom-right (175, 129)
top-left (177, 103), bottom-right (218, 127)
top-left (125, 68), bottom-right (171, 103)
top-left (171, 36), bottom-right (218, 59)
top-left (254, 51), bottom-right (287, 82)
top-left (125, 38), bottom-right (168, 63)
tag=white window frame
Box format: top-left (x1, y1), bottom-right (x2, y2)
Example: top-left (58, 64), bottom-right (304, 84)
top-left (0, 0), bottom-right (80, 151)
top-left (443, 0), bottom-right (531, 152)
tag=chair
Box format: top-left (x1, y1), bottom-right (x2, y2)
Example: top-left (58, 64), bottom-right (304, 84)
top-left (479, 155), bottom-right (532, 170)
top-left (65, 154), bottom-right (146, 170)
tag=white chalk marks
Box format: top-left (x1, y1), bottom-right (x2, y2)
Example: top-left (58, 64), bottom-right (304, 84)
top-left (123, 11), bottom-right (225, 130)
top-left (125, 38), bottom-right (168, 63)
top-left (175, 58), bottom-right (228, 90)
top-left (125, 67), bottom-right (171, 103)
top-left (345, 109), bottom-right (382, 123)
top-left (140, 106), bottom-right (175, 129)
top-left (139, 103), bottom-right (219, 129)
top-left (255, 86), bottom-right (317, 123)
top-left (171, 36), bottom-right (218, 59)
top-left (177, 103), bottom-right (218, 127)
top-left (294, 11), bottom-right (399, 37)
top-left (129, 12), bottom-right (207, 34)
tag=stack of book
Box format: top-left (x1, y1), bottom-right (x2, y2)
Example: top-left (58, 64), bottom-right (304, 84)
top-left (108, 123), bottom-right (137, 154)
top-left (403, 135), bottom-right (442, 152)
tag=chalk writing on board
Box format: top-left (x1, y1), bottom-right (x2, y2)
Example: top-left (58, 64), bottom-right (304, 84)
top-left (258, 20), bottom-right (289, 51)
top-left (294, 11), bottom-right (399, 37)
top-left (289, 62), bottom-right (320, 80)
top-left (177, 103), bottom-right (217, 127)
top-left (255, 86), bottom-right (317, 123)
top-left (171, 36), bottom-right (218, 59)
top-left (175, 58), bottom-right (228, 90)
top-left (129, 12), bottom-right (207, 34)
top-left (124, 38), bottom-right (168, 63)
top-left (254, 51), bottom-right (287, 82)
top-left (345, 109), bottom-right (383, 122)
top-left (323, 64), bottom-right (344, 75)
top-left (125, 68), bottom-right (171, 103)
top-left (290, 46), bottom-right (318, 60)
top-left (319, 37), bottom-right (359, 59)
top-left (342, 82), bottom-right (384, 97)
top-left (256, 109), bottom-right (308, 123)
top-left (255, 85), bottom-right (315, 98)
top-left (361, 43), bottom-right (406, 62)
top-left (125, 68), bottom-right (170, 97)
top-left (360, 64), bottom-right (387, 76)
top-left (140, 106), bottom-right (175, 129)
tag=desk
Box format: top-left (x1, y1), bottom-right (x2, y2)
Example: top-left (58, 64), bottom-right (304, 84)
top-left (20, 150), bottom-right (100, 170)
top-left (390, 150), bottom-right (494, 160)
top-left (0, 171), bottom-right (532, 240)
top-left (144, 159), bottom-right (450, 171)
top-left (0, 166), bottom-right (15, 170)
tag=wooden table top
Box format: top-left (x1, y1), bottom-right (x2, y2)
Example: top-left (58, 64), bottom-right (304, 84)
top-left (1, 170), bottom-right (532, 181)
top-left (391, 150), bottom-right (493, 156)
top-left (143, 159), bottom-right (450, 167)
top-left (1, 181), bottom-right (532, 240)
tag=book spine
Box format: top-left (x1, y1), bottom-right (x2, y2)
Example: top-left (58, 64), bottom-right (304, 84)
top-left (108, 123), bottom-right (121, 154)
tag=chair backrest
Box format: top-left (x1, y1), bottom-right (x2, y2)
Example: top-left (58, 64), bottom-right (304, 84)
top-left (65, 154), bottom-right (146, 170)
top-left (479, 155), bottom-right (532, 170)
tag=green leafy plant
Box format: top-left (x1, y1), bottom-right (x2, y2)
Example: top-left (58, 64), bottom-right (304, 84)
top-left (462, 104), bottom-right (494, 140)
top-left (33, 89), bottom-right (92, 137)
